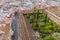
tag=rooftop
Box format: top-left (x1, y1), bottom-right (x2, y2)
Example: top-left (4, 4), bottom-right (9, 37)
top-left (0, 24), bottom-right (10, 40)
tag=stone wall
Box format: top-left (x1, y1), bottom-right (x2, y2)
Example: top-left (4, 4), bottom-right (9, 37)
top-left (46, 10), bottom-right (60, 26)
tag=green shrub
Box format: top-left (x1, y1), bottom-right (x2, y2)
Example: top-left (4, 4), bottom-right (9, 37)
top-left (43, 30), bottom-right (51, 34)
top-left (38, 29), bottom-right (44, 34)
top-left (38, 29), bottom-right (51, 34)
top-left (44, 13), bottom-right (48, 25)
top-left (39, 14), bottom-right (44, 18)
top-left (45, 25), bottom-right (52, 29)
top-left (27, 14), bottom-right (30, 18)
top-left (46, 22), bottom-right (51, 26)
top-left (38, 13), bottom-right (43, 17)
top-left (52, 32), bottom-right (60, 40)
top-left (40, 15), bottom-right (45, 22)
top-left (50, 21), bottom-right (55, 26)
top-left (38, 24), bottom-right (44, 32)
top-left (38, 24), bottom-right (45, 33)
top-left (38, 37), bottom-right (43, 40)
top-left (29, 15), bottom-right (35, 23)
top-left (53, 26), bottom-right (59, 32)
top-left (34, 18), bottom-right (38, 22)
top-left (44, 36), bottom-right (54, 40)
top-left (32, 23), bottom-right (38, 31)
top-left (39, 24), bottom-right (45, 27)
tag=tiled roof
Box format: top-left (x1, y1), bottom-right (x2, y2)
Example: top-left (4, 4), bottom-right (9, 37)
top-left (0, 1), bottom-right (18, 40)
top-left (0, 24), bottom-right (10, 40)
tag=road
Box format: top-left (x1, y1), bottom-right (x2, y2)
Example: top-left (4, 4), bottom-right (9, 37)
top-left (11, 11), bottom-right (37, 40)
top-left (24, 15), bottom-right (37, 40)
top-left (11, 12), bottom-right (18, 40)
